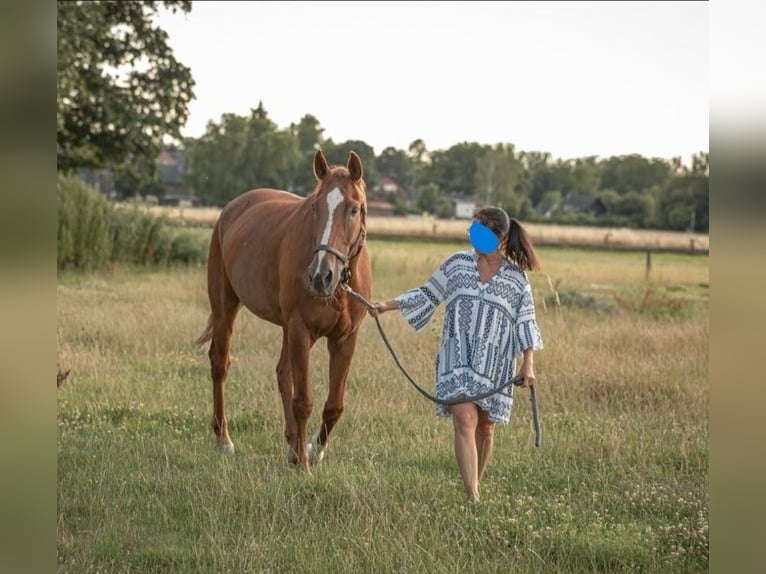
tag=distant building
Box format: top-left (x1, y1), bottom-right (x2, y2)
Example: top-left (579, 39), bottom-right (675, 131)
top-left (453, 197), bottom-right (476, 219)
top-left (560, 194), bottom-right (607, 217)
top-left (76, 147), bottom-right (198, 204)
top-left (538, 193), bottom-right (608, 218)
top-left (367, 200), bottom-right (396, 217)
top-left (156, 148), bottom-right (198, 206)
top-left (78, 169), bottom-right (116, 198)
top-left (372, 174), bottom-right (415, 207)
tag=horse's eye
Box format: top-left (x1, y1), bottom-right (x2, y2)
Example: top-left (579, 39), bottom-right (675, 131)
top-left (349, 205), bottom-right (359, 216)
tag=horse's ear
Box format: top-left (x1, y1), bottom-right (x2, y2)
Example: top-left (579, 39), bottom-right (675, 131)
top-left (313, 149), bottom-right (330, 181)
top-left (347, 151), bottom-right (363, 182)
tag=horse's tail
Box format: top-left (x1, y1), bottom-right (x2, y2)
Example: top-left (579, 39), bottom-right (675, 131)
top-left (195, 314), bottom-right (213, 348)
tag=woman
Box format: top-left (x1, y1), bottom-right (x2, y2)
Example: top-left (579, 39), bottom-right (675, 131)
top-left (368, 207), bottom-right (543, 503)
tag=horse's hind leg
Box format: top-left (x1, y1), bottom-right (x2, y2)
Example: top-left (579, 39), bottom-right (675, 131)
top-left (209, 305), bottom-right (239, 453)
top-left (309, 332), bottom-right (359, 465)
top-left (206, 233), bottom-right (241, 453)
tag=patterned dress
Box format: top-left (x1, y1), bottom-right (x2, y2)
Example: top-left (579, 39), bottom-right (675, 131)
top-left (394, 250), bottom-right (543, 423)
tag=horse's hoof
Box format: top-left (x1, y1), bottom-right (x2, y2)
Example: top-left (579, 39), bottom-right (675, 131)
top-left (217, 441), bottom-right (235, 454)
top-left (308, 433), bottom-right (326, 466)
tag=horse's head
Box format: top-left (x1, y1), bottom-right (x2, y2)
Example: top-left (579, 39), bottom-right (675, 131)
top-left (306, 149), bottom-right (367, 298)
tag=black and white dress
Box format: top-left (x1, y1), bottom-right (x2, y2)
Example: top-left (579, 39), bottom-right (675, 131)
top-left (394, 250), bottom-right (543, 423)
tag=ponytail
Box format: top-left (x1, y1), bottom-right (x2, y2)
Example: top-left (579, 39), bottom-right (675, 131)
top-left (505, 218), bottom-right (541, 272)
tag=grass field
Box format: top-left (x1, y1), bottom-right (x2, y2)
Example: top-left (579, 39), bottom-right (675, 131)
top-left (57, 239), bottom-right (709, 573)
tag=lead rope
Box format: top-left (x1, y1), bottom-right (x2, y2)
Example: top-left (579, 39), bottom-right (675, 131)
top-left (340, 281), bottom-right (541, 447)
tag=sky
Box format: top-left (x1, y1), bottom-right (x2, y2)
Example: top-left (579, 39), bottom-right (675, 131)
top-left (155, 1), bottom-right (709, 164)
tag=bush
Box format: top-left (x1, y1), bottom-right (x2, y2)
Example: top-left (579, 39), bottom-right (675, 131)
top-left (58, 174), bottom-right (209, 270)
top-left (58, 173), bottom-right (113, 271)
top-left (544, 289), bottom-right (617, 313)
top-left (168, 230), bottom-right (209, 264)
top-left (109, 205), bottom-right (172, 265)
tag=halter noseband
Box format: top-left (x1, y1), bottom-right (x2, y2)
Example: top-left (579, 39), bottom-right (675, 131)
top-left (312, 244), bottom-right (349, 264)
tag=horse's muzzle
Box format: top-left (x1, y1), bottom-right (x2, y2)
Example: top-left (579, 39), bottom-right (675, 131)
top-left (306, 255), bottom-right (340, 298)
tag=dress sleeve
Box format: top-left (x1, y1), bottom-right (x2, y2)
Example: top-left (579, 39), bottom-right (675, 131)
top-left (394, 257), bottom-right (450, 332)
top-left (515, 276), bottom-right (544, 353)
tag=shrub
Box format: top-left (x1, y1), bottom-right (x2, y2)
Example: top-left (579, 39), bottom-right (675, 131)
top-left (57, 173), bottom-right (113, 271)
top-left (168, 230), bottom-right (209, 264)
top-left (58, 174), bottom-right (209, 270)
top-left (109, 205), bottom-right (172, 265)
top-left (544, 289), bottom-right (617, 313)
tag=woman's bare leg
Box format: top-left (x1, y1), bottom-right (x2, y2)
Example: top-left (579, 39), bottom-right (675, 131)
top-left (450, 402), bottom-right (480, 502)
top-left (476, 409), bottom-right (496, 482)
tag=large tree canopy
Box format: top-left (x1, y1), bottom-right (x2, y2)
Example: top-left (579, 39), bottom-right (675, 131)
top-left (185, 103), bottom-right (302, 206)
top-left (57, 0), bottom-right (195, 180)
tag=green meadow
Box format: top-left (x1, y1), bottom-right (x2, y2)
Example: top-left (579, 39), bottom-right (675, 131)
top-left (57, 239), bottom-right (708, 573)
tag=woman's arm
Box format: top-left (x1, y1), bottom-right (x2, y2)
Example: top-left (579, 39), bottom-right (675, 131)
top-left (518, 347), bottom-right (536, 387)
top-left (368, 299), bottom-right (399, 318)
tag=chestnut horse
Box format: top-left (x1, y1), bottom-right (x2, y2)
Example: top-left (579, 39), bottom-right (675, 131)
top-left (196, 150), bottom-right (372, 472)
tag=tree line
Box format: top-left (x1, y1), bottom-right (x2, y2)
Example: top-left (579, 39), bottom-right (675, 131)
top-left (181, 104), bottom-right (708, 232)
top-left (57, 1), bottom-right (708, 233)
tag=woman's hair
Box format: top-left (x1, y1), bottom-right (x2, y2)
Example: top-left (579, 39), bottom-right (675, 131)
top-left (473, 206), bottom-right (541, 272)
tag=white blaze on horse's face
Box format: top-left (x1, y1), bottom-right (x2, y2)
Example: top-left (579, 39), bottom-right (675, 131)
top-left (317, 188), bottom-right (344, 264)
top-left (307, 187), bottom-right (346, 298)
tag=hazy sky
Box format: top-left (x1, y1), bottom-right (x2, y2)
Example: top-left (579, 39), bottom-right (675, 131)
top-left (156, 1), bottom-right (708, 163)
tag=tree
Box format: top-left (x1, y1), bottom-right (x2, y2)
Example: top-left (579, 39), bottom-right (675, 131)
top-left (289, 114), bottom-right (325, 195)
top-left (416, 183), bottom-right (453, 218)
top-left (570, 156), bottom-right (601, 196)
top-left (376, 147), bottom-right (413, 189)
top-left (185, 113), bottom-right (249, 205)
top-left (610, 191), bottom-right (655, 227)
top-left (656, 172), bottom-right (709, 232)
top-left (691, 151), bottom-right (709, 176)
top-left (426, 142), bottom-right (484, 198)
top-left (407, 138), bottom-right (430, 191)
top-left (599, 154), bottom-right (671, 195)
top-left (185, 104), bottom-right (301, 206)
top-left (474, 143), bottom-right (523, 210)
top-left (238, 103), bottom-right (301, 191)
top-left (57, 1), bottom-right (195, 181)
top-left (291, 114), bottom-right (325, 154)
top-left (516, 151), bottom-right (553, 208)
top-left (320, 140), bottom-right (378, 186)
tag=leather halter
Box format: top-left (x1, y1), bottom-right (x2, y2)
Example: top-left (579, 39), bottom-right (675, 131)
top-left (314, 205), bottom-right (367, 268)
top-left (312, 214), bottom-right (367, 284)
top-left (312, 244), bottom-right (349, 264)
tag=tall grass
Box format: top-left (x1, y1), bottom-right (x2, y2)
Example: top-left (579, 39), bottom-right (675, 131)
top-left (57, 174), bottom-right (210, 271)
top-left (57, 241), bottom-right (708, 573)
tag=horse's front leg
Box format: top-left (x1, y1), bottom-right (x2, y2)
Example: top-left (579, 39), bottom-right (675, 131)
top-left (276, 327), bottom-right (299, 463)
top-left (288, 324), bottom-right (314, 473)
top-left (309, 331), bottom-right (359, 465)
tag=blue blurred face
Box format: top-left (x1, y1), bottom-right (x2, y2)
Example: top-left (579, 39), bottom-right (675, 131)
top-left (469, 220), bottom-right (499, 254)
